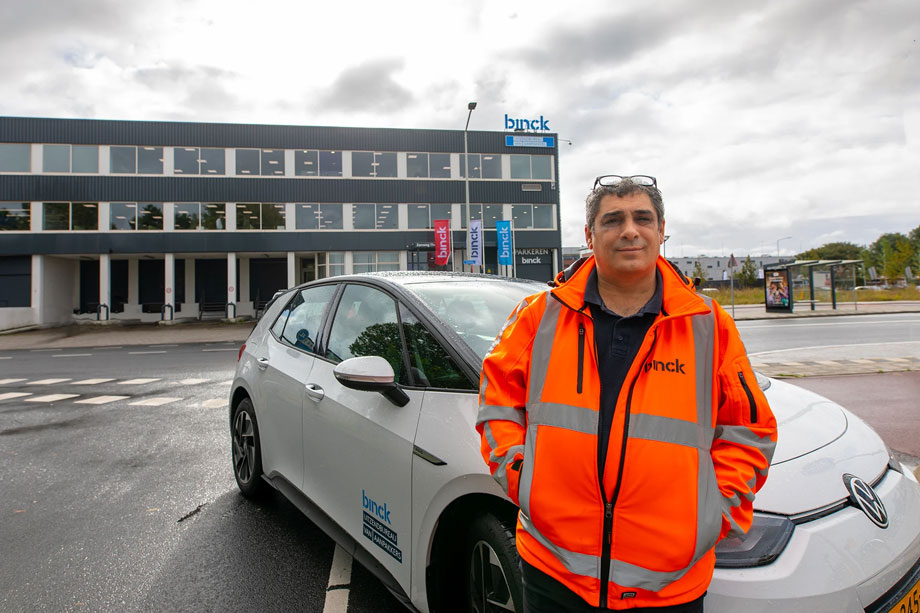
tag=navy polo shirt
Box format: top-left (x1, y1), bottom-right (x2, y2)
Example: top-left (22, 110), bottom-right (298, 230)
top-left (584, 267), bottom-right (663, 475)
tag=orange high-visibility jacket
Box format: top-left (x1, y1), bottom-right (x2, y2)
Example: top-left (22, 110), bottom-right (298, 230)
top-left (477, 256), bottom-right (777, 609)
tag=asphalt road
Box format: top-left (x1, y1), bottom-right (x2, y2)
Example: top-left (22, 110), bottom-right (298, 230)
top-left (1, 314), bottom-right (918, 612)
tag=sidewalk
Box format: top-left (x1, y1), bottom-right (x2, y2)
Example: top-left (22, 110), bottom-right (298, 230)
top-left (0, 300), bottom-right (918, 352)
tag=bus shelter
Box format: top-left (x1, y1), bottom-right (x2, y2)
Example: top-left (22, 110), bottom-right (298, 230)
top-left (765, 259), bottom-right (863, 312)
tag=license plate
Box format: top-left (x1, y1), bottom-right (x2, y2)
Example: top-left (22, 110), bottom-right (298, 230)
top-left (891, 575), bottom-right (920, 613)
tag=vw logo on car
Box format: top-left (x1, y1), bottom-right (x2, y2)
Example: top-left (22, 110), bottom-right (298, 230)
top-left (843, 473), bottom-right (889, 529)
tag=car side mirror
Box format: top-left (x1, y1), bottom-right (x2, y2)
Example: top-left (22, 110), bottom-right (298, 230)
top-left (333, 356), bottom-right (410, 407)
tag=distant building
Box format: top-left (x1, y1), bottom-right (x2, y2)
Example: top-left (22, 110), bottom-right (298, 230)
top-left (560, 249), bottom-right (791, 282)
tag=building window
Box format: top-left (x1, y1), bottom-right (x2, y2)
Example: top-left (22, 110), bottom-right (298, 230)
top-left (137, 147), bottom-right (164, 174)
top-left (174, 203), bottom-right (225, 230)
top-left (0, 202), bottom-right (30, 230)
top-left (73, 146), bottom-right (99, 173)
top-left (510, 155), bottom-right (553, 180)
top-left (138, 203), bottom-right (164, 229)
top-left (512, 204), bottom-right (533, 229)
top-left (110, 147), bottom-right (136, 174)
top-left (236, 149), bottom-right (260, 175)
top-left (317, 252), bottom-right (345, 278)
top-left (353, 251), bottom-right (400, 273)
top-left (236, 203), bottom-right (286, 230)
top-left (295, 203), bottom-right (343, 229)
top-left (460, 154), bottom-right (480, 178)
top-left (43, 202), bottom-right (98, 230)
top-left (407, 153), bottom-right (428, 178)
top-left (174, 147), bottom-right (224, 174)
top-left (510, 155), bottom-right (531, 179)
top-left (261, 149), bottom-right (285, 176)
top-left (459, 203), bottom-right (502, 229)
top-left (481, 154), bottom-right (501, 179)
top-left (0, 144), bottom-right (30, 172)
top-left (352, 151), bottom-right (397, 178)
top-left (430, 153), bottom-right (451, 178)
top-left (199, 148), bottom-right (224, 174)
top-left (43, 144), bottom-right (70, 172)
top-left (295, 150), bottom-right (318, 176)
top-left (533, 204), bottom-right (554, 228)
top-left (320, 151), bottom-right (342, 176)
top-left (353, 203), bottom-right (397, 230)
top-left (407, 203), bottom-right (451, 229)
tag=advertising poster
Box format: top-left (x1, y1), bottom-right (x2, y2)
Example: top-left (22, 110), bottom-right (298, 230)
top-left (469, 219), bottom-right (483, 266)
top-left (765, 268), bottom-right (791, 311)
top-left (496, 220), bottom-right (513, 265)
top-left (433, 219), bottom-right (451, 266)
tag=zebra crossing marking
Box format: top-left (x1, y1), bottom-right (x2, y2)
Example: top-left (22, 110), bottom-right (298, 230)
top-left (71, 378), bottom-right (117, 385)
top-left (75, 395), bottom-right (131, 405)
top-left (118, 378), bottom-right (162, 385)
top-left (0, 378), bottom-right (28, 385)
top-left (179, 378), bottom-right (210, 385)
top-left (25, 394), bottom-right (80, 403)
top-left (129, 397), bottom-right (181, 407)
top-left (0, 392), bottom-right (32, 401)
top-left (200, 398), bottom-right (226, 408)
top-left (28, 378), bottom-right (73, 385)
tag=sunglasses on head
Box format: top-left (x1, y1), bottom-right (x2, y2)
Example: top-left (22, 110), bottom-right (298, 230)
top-left (593, 175), bottom-right (657, 189)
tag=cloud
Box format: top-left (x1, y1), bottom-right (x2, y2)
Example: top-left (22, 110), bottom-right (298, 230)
top-left (314, 59), bottom-right (413, 113)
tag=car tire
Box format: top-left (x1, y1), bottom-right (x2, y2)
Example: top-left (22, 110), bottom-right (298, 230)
top-left (465, 513), bottom-right (523, 613)
top-left (231, 397), bottom-right (266, 498)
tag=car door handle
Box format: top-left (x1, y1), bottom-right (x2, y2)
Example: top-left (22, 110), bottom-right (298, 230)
top-left (304, 383), bottom-right (324, 402)
top-left (257, 357), bottom-right (270, 370)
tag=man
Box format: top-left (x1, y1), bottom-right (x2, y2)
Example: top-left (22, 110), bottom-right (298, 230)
top-left (477, 175), bottom-right (777, 611)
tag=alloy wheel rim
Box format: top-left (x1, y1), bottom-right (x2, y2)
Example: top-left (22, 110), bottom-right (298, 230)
top-left (232, 410), bottom-right (255, 484)
top-left (469, 540), bottom-right (514, 612)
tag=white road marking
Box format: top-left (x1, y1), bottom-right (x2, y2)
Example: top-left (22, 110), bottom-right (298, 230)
top-left (28, 378), bottom-right (72, 385)
top-left (200, 398), bottom-right (226, 408)
top-left (93, 346), bottom-right (123, 350)
top-left (816, 360), bottom-right (841, 365)
top-left (884, 357), bottom-right (911, 362)
top-left (149, 344), bottom-right (179, 348)
top-left (219, 380), bottom-right (233, 386)
top-left (0, 356), bottom-right (11, 360)
top-left (118, 378), bottom-right (162, 385)
top-left (179, 378), bottom-right (210, 385)
top-left (0, 392), bottom-right (32, 401)
top-left (129, 397), bottom-right (181, 407)
top-left (71, 378), bottom-right (116, 385)
top-left (26, 394), bottom-right (80, 403)
top-left (849, 359), bottom-right (877, 364)
top-left (322, 544), bottom-right (353, 613)
top-left (75, 395), bottom-right (130, 405)
top-left (0, 378), bottom-right (28, 385)
top-left (52, 353), bottom-right (93, 358)
top-left (738, 318), bottom-right (920, 330)
top-left (129, 350), bottom-right (168, 355)
top-left (202, 348), bottom-right (237, 352)
top-left (748, 340), bottom-right (920, 357)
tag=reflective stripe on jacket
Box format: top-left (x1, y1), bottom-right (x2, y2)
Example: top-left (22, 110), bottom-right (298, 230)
top-left (476, 255), bottom-right (777, 609)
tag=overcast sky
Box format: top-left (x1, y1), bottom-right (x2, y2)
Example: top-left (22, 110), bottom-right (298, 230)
top-left (2, 0), bottom-right (917, 257)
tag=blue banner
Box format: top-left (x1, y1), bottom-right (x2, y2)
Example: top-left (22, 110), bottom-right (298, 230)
top-left (496, 220), bottom-right (513, 265)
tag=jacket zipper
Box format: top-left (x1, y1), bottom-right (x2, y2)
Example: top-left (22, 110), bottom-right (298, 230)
top-left (577, 323), bottom-right (585, 394)
top-left (738, 371), bottom-right (757, 422)
top-left (598, 328), bottom-right (659, 607)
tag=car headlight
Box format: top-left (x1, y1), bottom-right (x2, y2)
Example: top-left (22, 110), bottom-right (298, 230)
top-left (885, 441), bottom-right (903, 474)
top-left (714, 514), bottom-right (794, 568)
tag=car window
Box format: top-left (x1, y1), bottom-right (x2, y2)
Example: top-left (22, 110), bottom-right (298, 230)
top-left (325, 284), bottom-right (408, 384)
top-left (400, 304), bottom-right (474, 390)
top-left (275, 284), bottom-right (336, 353)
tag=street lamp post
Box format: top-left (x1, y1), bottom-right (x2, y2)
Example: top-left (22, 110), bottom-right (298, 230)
top-left (776, 236), bottom-right (792, 259)
top-left (464, 101), bottom-right (477, 273)
top-left (663, 234), bottom-right (671, 259)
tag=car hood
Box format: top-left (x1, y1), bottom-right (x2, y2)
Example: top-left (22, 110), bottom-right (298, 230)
top-left (752, 378), bottom-right (889, 515)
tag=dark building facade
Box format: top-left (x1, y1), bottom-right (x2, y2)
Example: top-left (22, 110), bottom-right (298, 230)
top-left (0, 117), bottom-right (562, 328)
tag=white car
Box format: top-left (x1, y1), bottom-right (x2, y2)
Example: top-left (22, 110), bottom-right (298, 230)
top-left (229, 272), bottom-right (920, 612)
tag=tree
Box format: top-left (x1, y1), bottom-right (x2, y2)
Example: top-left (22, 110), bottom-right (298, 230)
top-left (736, 256), bottom-right (759, 288)
top-left (691, 260), bottom-right (706, 287)
top-left (796, 242), bottom-right (862, 261)
top-left (865, 233), bottom-right (918, 281)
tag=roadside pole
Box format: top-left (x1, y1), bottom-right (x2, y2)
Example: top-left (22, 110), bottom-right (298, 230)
top-left (729, 253), bottom-right (737, 318)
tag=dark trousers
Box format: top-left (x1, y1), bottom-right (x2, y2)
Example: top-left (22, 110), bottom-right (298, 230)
top-left (522, 560), bottom-right (705, 613)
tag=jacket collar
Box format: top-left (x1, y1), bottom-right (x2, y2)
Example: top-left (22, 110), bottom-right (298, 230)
top-left (551, 255), bottom-right (710, 318)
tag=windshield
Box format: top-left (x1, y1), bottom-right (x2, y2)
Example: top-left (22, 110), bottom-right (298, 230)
top-left (406, 279), bottom-right (547, 361)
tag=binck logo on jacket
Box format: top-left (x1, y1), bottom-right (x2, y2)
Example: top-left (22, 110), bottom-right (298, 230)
top-left (644, 357), bottom-right (687, 375)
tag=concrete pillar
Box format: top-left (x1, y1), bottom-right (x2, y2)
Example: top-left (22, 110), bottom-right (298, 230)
top-left (239, 257), bottom-right (250, 308)
top-left (31, 255), bottom-right (44, 324)
top-left (100, 254), bottom-right (111, 320)
top-left (227, 252), bottom-right (237, 318)
top-left (30, 202), bottom-right (42, 232)
top-left (164, 253), bottom-right (175, 320)
top-left (127, 259), bottom-right (139, 313)
top-left (287, 251), bottom-right (296, 288)
top-left (98, 202), bottom-right (110, 231)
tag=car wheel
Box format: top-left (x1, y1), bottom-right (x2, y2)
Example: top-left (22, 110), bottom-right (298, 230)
top-left (466, 513), bottom-right (523, 613)
top-left (231, 397), bottom-right (266, 498)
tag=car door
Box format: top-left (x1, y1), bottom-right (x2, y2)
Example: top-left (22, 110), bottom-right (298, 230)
top-left (255, 283), bottom-right (336, 490)
top-left (303, 283), bottom-right (423, 589)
